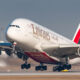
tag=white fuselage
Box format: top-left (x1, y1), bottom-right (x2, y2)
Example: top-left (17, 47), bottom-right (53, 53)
top-left (6, 18), bottom-right (80, 65)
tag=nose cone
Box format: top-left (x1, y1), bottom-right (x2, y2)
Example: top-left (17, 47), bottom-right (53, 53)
top-left (6, 27), bottom-right (16, 42)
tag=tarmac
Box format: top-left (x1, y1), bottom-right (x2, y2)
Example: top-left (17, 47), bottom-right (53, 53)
top-left (1, 72), bottom-right (80, 75)
top-left (0, 72), bottom-right (80, 80)
top-left (0, 75), bottom-right (80, 80)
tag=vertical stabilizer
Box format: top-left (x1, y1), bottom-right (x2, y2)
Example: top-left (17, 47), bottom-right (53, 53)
top-left (73, 24), bottom-right (80, 44)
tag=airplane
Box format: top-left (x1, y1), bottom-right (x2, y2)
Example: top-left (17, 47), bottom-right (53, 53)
top-left (0, 18), bottom-right (80, 72)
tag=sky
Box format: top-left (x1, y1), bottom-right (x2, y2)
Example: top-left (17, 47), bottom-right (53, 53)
top-left (0, 0), bottom-right (80, 41)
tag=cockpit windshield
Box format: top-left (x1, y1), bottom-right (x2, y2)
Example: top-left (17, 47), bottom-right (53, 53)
top-left (9, 25), bottom-right (20, 28)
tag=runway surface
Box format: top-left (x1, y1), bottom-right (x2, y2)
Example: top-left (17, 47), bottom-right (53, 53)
top-left (0, 75), bottom-right (80, 80)
top-left (0, 73), bottom-right (80, 80)
top-left (0, 72), bottom-right (80, 75)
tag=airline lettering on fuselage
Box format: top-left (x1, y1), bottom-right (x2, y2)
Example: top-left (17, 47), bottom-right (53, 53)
top-left (31, 24), bottom-right (50, 40)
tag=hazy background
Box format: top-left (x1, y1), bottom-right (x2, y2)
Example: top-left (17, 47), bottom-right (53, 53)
top-left (0, 0), bottom-right (80, 41)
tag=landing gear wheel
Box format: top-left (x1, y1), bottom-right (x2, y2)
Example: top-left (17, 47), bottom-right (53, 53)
top-left (67, 64), bottom-right (71, 70)
top-left (42, 66), bottom-right (47, 70)
top-left (35, 65), bottom-right (47, 71)
top-left (21, 64), bottom-right (25, 69)
top-left (35, 66), bottom-right (41, 71)
top-left (21, 63), bottom-right (31, 69)
top-left (53, 66), bottom-right (64, 72)
top-left (63, 64), bottom-right (71, 70)
top-left (53, 64), bottom-right (71, 72)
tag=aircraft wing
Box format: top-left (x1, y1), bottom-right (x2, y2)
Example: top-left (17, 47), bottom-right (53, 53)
top-left (40, 43), bottom-right (79, 57)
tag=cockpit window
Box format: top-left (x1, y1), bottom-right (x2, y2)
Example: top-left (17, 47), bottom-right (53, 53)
top-left (9, 25), bottom-right (20, 28)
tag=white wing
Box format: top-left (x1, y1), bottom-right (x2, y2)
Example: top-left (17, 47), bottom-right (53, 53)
top-left (38, 43), bottom-right (80, 57)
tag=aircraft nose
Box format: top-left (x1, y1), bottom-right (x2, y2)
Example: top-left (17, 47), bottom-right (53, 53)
top-left (6, 27), bottom-right (15, 42)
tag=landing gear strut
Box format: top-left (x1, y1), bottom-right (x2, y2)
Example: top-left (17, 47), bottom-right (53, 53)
top-left (21, 55), bottom-right (31, 69)
top-left (35, 63), bottom-right (47, 71)
top-left (53, 56), bottom-right (71, 72)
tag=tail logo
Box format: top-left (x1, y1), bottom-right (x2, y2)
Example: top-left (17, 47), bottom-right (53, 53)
top-left (73, 29), bottom-right (80, 44)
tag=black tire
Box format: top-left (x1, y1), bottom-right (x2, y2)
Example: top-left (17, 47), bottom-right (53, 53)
top-left (35, 66), bottom-right (41, 71)
top-left (21, 64), bottom-right (25, 69)
top-left (67, 64), bottom-right (71, 70)
top-left (63, 64), bottom-right (71, 70)
top-left (53, 66), bottom-right (64, 72)
top-left (42, 66), bottom-right (47, 70)
top-left (53, 66), bottom-right (59, 71)
top-left (28, 64), bottom-right (31, 68)
top-left (25, 64), bottom-right (31, 69)
top-left (57, 66), bottom-right (63, 72)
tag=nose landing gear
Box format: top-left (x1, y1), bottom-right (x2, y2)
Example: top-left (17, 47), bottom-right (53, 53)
top-left (21, 55), bottom-right (31, 70)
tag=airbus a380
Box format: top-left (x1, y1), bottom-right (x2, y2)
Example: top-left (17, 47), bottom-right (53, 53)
top-left (0, 18), bottom-right (80, 72)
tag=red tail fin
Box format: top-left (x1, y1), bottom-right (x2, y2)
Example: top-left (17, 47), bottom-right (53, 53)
top-left (73, 24), bottom-right (80, 44)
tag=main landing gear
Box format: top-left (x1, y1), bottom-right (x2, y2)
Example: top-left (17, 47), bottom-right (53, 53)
top-left (35, 63), bottom-right (47, 71)
top-left (53, 56), bottom-right (71, 72)
top-left (53, 64), bottom-right (71, 72)
top-left (21, 61), bottom-right (31, 69)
